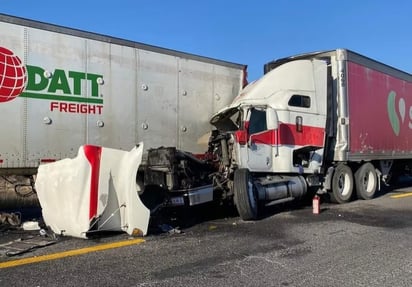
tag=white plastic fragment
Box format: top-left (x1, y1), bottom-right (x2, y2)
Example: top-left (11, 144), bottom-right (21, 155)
top-left (22, 220), bottom-right (40, 231)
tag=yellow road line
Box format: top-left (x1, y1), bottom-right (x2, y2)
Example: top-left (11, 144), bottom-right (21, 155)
top-left (390, 192), bottom-right (412, 199)
top-left (0, 238), bottom-right (145, 269)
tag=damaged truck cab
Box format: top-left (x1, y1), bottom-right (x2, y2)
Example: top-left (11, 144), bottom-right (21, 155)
top-left (209, 49), bottom-right (412, 220)
top-left (210, 56), bottom-right (328, 219)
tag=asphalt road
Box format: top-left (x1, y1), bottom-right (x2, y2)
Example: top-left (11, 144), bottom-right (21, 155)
top-left (1, 185), bottom-right (412, 287)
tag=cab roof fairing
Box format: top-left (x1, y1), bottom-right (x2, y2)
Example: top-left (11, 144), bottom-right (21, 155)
top-left (210, 53), bottom-right (332, 129)
top-left (263, 49), bottom-right (338, 74)
top-left (228, 59), bottom-right (319, 108)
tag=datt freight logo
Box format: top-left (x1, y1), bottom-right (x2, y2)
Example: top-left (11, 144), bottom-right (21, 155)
top-left (387, 90), bottom-right (411, 136)
top-left (0, 46), bottom-right (104, 114)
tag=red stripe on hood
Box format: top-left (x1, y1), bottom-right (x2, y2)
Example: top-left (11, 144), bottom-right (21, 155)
top-left (83, 145), bottom-right (102, 221)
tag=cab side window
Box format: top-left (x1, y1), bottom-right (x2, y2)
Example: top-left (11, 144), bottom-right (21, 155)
top-left (248, 109), bottom-right (267, 134)
top-left (288, 95), bottom-right (311, 108)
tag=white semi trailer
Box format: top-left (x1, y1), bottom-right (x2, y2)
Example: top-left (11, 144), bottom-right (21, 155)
top-left (0, 14), bottom-right (246, 207)
top-left (0, 14), bottom-right (246, 174)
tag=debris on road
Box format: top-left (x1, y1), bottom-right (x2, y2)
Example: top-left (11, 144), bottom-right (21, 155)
top-left (22, 220), bottom-right (41, 231)
top-left (158, 224), bottom-right (183, 235)
top-left (0, 212), bottom-right (21, 232)
top-left (0, 234), bottom-right (57, 257)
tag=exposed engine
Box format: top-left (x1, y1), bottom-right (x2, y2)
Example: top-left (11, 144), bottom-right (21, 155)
top-left (144, 147), bottom-right (214, 191)
top-left (205, 130), bottom-right (236, 201)
top-left (140, 130), bottom-right (236, 213)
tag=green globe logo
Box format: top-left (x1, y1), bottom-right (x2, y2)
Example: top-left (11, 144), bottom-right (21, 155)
top-left (387, 91), bottom-right (406, 136)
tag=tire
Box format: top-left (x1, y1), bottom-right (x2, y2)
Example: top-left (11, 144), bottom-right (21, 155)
top-left (234, 168), bottom-right (258, 220)
top-left (355, 162), bottom-right (377, 200)
top-left (330, 164), bottom-right (354, 204)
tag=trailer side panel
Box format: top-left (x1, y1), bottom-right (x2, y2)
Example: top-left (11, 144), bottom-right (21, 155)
top-left (0, 15), bottom-right (245, 172)
top-left (347, 61), bottom-right (412, 160)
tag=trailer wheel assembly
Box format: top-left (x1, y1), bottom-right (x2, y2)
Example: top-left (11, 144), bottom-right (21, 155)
top-left (234, 168), bottom-right (258, 220)
top-left (355, 162), bottom-right (377, 200)
top-left (330, 163), bottom-right (354, 204)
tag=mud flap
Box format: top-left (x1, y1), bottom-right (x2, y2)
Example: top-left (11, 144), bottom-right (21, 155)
top-left (35, 143), bottom-right (150, 239)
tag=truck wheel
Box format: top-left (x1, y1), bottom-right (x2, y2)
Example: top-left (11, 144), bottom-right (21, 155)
top-left (330, 164), bottom-right (354, 204)
top-left (234, 169), bottom-right (258, 220)
top-left (355, 163), bottom-right (377, 200)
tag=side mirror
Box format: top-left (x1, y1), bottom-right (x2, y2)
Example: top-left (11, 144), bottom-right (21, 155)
top-left (266, 107), bottom-right (278, 130)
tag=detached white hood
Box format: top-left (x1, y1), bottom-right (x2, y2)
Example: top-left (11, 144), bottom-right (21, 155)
top-left (35, 144), bottom-right (150, 239)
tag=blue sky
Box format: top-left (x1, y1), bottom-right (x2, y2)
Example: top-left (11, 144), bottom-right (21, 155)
top-left (1, 1), bottom-right (411, 81)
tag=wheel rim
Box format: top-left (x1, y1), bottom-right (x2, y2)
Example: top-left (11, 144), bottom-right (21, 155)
top-left (362, 171), bottom-right (375, 194)
top-left (338, 173), bottom-right (351, 196)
